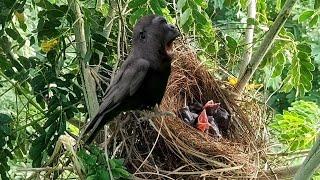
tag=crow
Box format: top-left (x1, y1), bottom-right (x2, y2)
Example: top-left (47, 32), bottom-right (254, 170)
top-left (80, 15), bottom-right (180, 144)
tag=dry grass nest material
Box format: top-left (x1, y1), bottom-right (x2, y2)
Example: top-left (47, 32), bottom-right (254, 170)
top-left (105, 40), bottom-right (267, 179)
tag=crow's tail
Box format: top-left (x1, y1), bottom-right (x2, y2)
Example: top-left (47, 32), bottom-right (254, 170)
top-left (78, 113), bottom-right (105, 144)
top-left (78, 105), bottom-right (121, 144)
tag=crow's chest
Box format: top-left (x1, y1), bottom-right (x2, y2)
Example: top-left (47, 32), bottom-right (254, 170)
top-left (136, 65), bottom-right (171, 105)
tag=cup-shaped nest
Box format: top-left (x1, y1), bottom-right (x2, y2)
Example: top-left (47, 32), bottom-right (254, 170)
top-left (105, 40), bottom-right (267, 179)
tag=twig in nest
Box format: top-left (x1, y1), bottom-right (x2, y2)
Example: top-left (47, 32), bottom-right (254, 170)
top-left (135, 116), bottom-right (165, 173)
top-left (17, 167), bottom-right (73, 172)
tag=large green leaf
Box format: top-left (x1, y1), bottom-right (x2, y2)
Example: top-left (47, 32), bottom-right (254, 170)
top-left (177, 0), bottom-right (187, 11)
top-left (129, 8), bottom-right (147, 26)
top-left (128, 0), bottom-right (148, 8)
top-left (297, 43), bottom-right (312, 54)
top-left (226, 36), bottom-right (238, 53)
top-left (315, 0), bottom-right (320, 9)
top-left (180, 8), bottom-right (191, 26)
top-left (0, 113), bottom-right (11, 124)
top-left (192, 9), bottom-right (207, 25)
top-left (298, 10), bottom-right (314, 23)
top-left (309, 14), bottom-right (319, 27)
top-left (272, 52), bottom-right (286, 77)
top-left (150, 0), bottom-right (162, 15)
top-left (29, 134), bottom-right (46, 167)
top-left (92, 32), bottom-right (108, 44)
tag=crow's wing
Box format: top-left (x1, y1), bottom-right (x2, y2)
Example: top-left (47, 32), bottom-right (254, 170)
top-left (99, 58), bottom-right (150, 112)
top-left (80, 58), bottom-right (150, 143)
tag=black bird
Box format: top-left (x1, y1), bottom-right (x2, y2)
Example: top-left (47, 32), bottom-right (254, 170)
top-left (80, 15), bottom-right (180, 144)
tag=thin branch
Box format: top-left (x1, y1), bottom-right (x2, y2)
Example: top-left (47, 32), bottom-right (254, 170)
top-left (68, 0), bottom-right (99, 119)
top-left (238, 0), bottom-right (256, 77)
top-left (259, 165), bottom-right (301, 179)
top-left (236, 0), bottom-right (298, 92)
top-left (17, 167), bottom-right (73, 172)
top-left (294, 133), bottom-right (320, 180)
top-left (267, 149), bottom-right (310, 156)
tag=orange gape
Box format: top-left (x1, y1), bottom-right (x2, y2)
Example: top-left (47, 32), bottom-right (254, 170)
top-left (196, 109), bottom-right (210, 132)
top-left (203, 100), bottom-right (220, 110)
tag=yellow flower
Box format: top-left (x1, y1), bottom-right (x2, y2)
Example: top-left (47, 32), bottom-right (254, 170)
top-left (228, 76), bottom-right (238, 86)
top-left (41, 38), bottom-right (59, 53)
top-left (228, 76), bottom-right (263, 90)
top-left (246, 83), bottom-right (263, 90)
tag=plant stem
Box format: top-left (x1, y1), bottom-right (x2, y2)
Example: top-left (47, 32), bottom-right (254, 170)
top-left (68, 0), bottom-right (99, 119)
top-left (238, 0), bottom-right (256, 77)
top-left (294, 133), bottom-right (320, 180)
top-left (236, 0), bottom-right (297, 92)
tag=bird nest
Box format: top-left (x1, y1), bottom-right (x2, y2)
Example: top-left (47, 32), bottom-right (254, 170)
top-left (103, 40), bottom-right (268, 179)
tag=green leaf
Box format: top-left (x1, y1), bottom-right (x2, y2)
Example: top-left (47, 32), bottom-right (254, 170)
top-left (100, 3), bottom-right (110, 16)
top-left (180, 8), bottom-right (191, 26)
top-left (0, 55), bottom-right (11, 70)
top-left (177, 0), bottom-right (187, 11)
top-left (18, 56), bottom-right (31, 69)
top-left (276, 0), bottom-right (282, 12)
top-left (44, 110), bottom-right (60, 128)
top-left (113, 158), bottom-right (125, 167)
top-left (282, 50), bottom-right (314, 96)
top-left (96, 169), bottom-right (110, 179)
top-left (0, 114), bottom-right (12, 124)
top-left (11, 58), bottom-right (24, 71)
top-left (29, 134), bottom-right (46, 167)
top-left (193, 10), bottom-right (207, 25)
top-left (46, 9), bottom-right (65, 19)
top-left (301, 77), bottom-right (312, 91)
top-left (272, 63), bottom-right (285, 77)
top-left (226, 36), bottom-right (237, 51)
top-left (309, 14), bottom-right (319, 27)
top-left (129, 8), bottom-right (147, 25)
top-left (150, 0), bottom-right (162, 15)
top-left (247, 17), bottom-right (256, 25)
top-left (300, 67), bottom-right (313, 82)
top-left (0, 126), bottom-right (10, 136)
top-left (93, 42), bottom-right (110, 55)
top-left (194, 0), bottom-right (203, 6)
top-left (299, 10), bottom-right (314, 23)
top-left (128, 0), bottom-right (148, 8)
top-left (35, 95), bottom-right (45, 109)
top-left (297, 43), bottom-right (312, 54)
top-left (300, 61), bottom-right (315, 71)
top-left (282, 78), bottom-right (293, 92)
top-left (194, 0), bottom-right (207, 8)
top-left (92, 32), bottom-right (108, 44)
top-left (5, 28), bottom-right (21, 42)
top-left (58, 120), bottom-right (66, 134)
top-left (87, 175), bottom-right (97, 180)
top-left (113, 168), bottom-right (131, 178)
top-left (158, 0), bottom-right (167, 8)
top-left (315, 0), bottom-right (320, 9)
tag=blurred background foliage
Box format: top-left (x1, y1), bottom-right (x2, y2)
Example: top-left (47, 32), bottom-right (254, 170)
top-left (0, 0), bottom-right (319, 179)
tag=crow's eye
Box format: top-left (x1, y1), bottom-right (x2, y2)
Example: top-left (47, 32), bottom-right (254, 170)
top-left (160, 19), bottom-right (167, 24)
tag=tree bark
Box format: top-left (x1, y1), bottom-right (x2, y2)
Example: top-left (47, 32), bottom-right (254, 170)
top-left (294, 133), bottom-right (320, 180)
top-left (259, 165), bottom-right (301, 179)
top-left (238, 0), bottom-right (256, 78)
top-left (236, 0), bottom-right (297, 92)
top-left (68, 0), bottom-right (99, 118)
